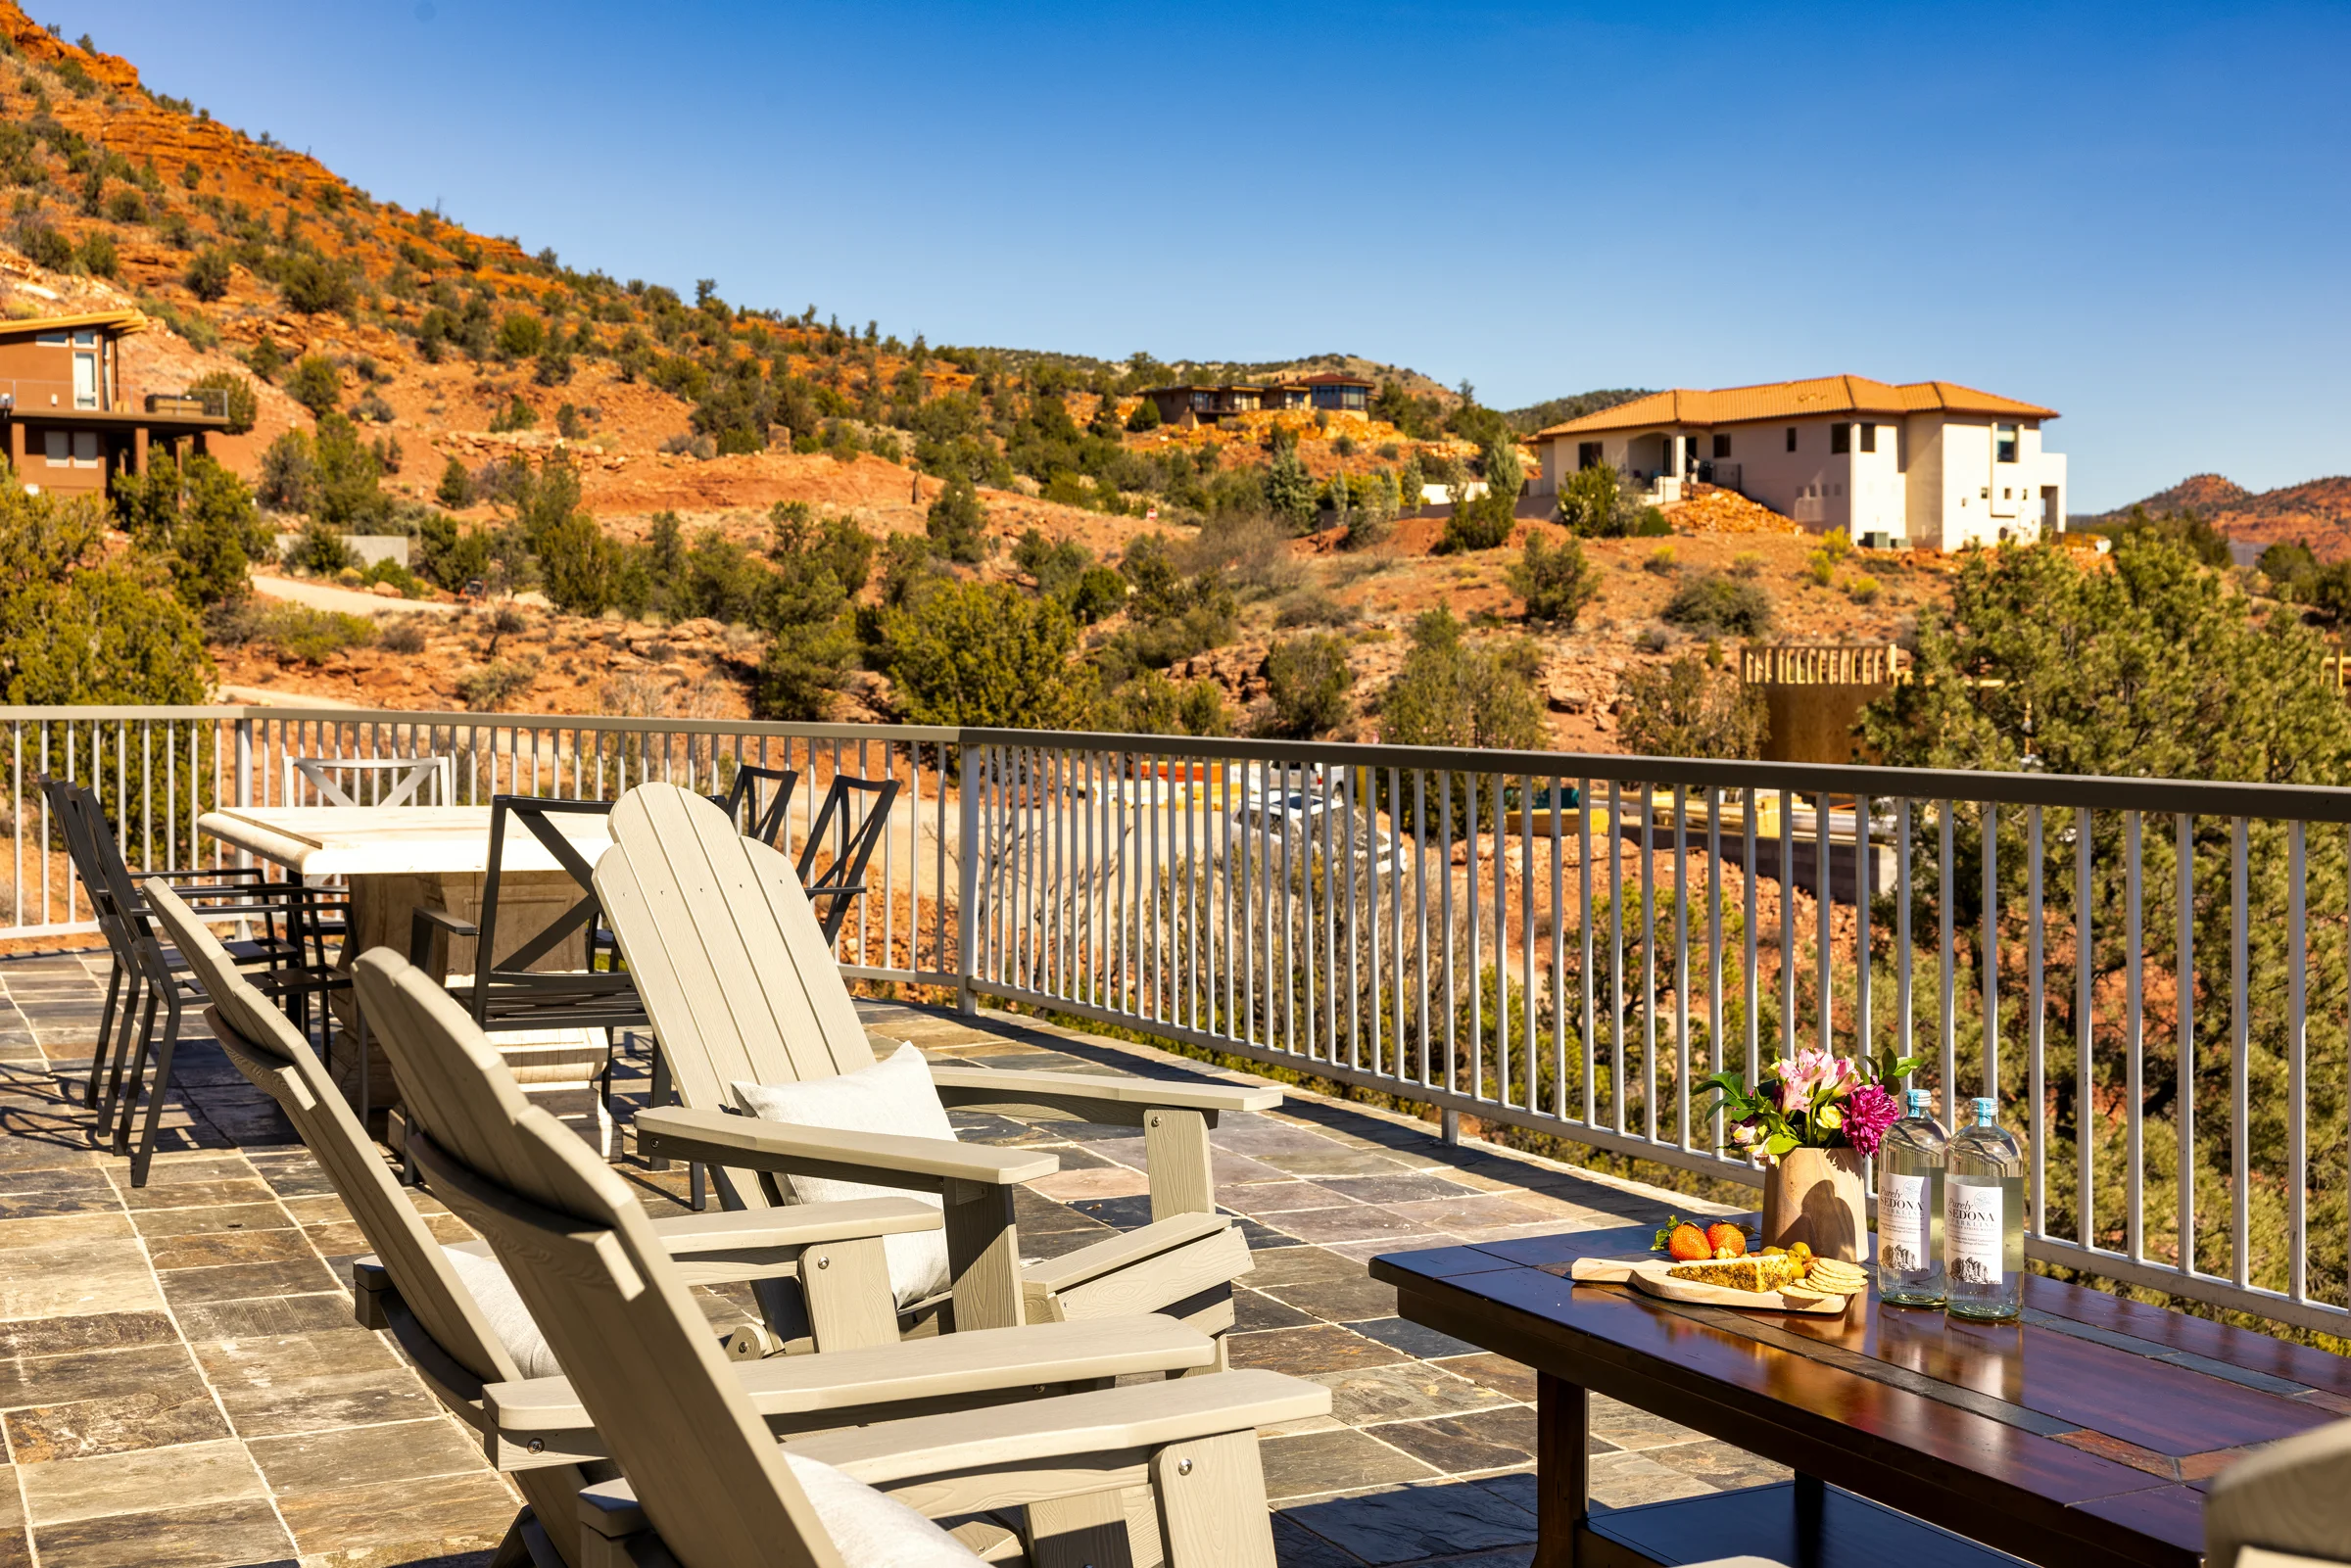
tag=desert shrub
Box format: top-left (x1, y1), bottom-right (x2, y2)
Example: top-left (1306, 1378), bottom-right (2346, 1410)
top-left (1439, 487), bottom-right (1513, 552)
top-left (1644, 545), bottom-right (1678, 576)
top-left (104, 187), bottom-right (144, 223)
top-left (1620, 647), bottom-right (1765, 759)
top-left (2, 485), bottom-right (212, 704)
top-left (184, 246), bottom-right (231, 300)
top-left (489, 394), bottom-right (536, 432)
top-left (1806, 548), bottom-right (1836, 587)
top-left (925, 473), bottom-right (991, 564)
top-left (457, 656), bottom-right (541, 711)
top-left (1274, 589), bottom-right (1357, 629)
top-left (1105, 668), bottom-right (1230, 736)
top-left (280, 255), bottom-right (356, 314)
top-left (114, 455), bottom-right (272, 609)
top-left (378, 617), bottom-right (428, 654)
top-left (432, 457), bottom-right (472, 511)
top-left (246, 336), bottom-right (283, 382)
top-left (1188, 510), bottom-right (1301, 598)
top-left (1846, 574), bottom-right (1882, 604)
top-left (1730, 550), bottom-right (1765, 578)
top-left (188, 370), bottom-right (257, 433)
top-left (1377, 607), bottom-right (1543, 826)
top-left (1262, 633), bottom-right (1355, 737)
top-left (283, 519), bottom-right (355, 575)
top-left (1263, 431), bottom-right (1317, 532)
top-left (77, 229), bottom-right (117, 277)
top-left (1125, 397), bottom-right (1160, 432)
top-left (417, 510), bottom-right (492, 590)
top-left (1508, 532), bottom-right (1598, 627)
top-left (556, 403), bottom-right (587, 440)
top-left (211, 599), bottom-right (376, 664)
top-left (257, 430), bottom-right (318, 513)
top-left (537, 512), bottom-right (617, 616)
top-left (497, 312), bottom-right (546, 358)
top-left (358, 556), bottom-right (424, 597)
top-left (1558, 463), bottom-right (1637, 538)
top-left (352, 389), bottom-right (395, 424)
top-left (1662, 571), bottom-right (1775, 638)
top-left (312, 415), bottom-right (391, 529)
top-left (285, 355), bottom-right (342, 418)
top-left (880, 579), bottom-right (1092, 730)
top-left (15, 220), bottom-right (72, 271)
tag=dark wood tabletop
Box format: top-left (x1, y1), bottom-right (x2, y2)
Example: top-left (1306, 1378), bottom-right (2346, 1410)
top-left (1371, 1221), bottom-right (2347, 1568)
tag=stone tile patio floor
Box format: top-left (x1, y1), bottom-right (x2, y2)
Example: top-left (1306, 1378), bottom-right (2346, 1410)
top-left (0, 947), bottom-right (1785, 1567)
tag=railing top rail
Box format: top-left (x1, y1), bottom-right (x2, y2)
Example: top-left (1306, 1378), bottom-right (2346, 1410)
top-left (0, 706), bottom-right (962, 742)
top-left (963, 728), bottom-right (2351, 823)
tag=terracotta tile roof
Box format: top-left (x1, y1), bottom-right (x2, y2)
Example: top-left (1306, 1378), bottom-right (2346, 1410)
top-left (0, 308), bottom-right (148, 339)
top-left (1529, 375), bottom-right (2054, 439)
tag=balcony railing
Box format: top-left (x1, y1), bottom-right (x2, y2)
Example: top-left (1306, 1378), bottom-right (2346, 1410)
top-left (5, 706), bottom-right (2347, 1337)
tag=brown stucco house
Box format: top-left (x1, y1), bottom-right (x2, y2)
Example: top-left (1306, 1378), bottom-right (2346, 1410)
top-left (0, 308), bottom-right (230, 499)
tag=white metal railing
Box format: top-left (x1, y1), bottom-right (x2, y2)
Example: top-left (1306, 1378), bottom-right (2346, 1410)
top-left (6, 707), bottom-right (2348, 1336)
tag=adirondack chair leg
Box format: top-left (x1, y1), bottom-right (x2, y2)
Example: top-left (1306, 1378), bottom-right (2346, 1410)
top-left (1153, 1429), bottom-right (1277, 1568)
top-left (355, 1011), bottom-right (371, 1141)
top-left (84, 961), bottom-right (122, 1109)
top-left (798, 1233), bottom-right (899, 1351)
top-left (1027, 1486), bottom-right (1154, 1568)
top-left (1143, 1109), bottom-right (1216, 1222)
top-left (942, 1177), bottom-right (1027, 1331)
top-left (125, 990), bottom-right (184, 1188)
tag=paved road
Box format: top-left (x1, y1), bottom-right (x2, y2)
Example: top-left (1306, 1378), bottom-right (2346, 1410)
top-left (249, 573), bottom-right (460, 616)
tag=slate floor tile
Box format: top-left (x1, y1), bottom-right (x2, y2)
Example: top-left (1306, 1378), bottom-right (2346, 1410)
top-left (1309, 1361), bottom-right (1514, 1428)
top-left (17, 1438), bottom-right (266, 1525)
top-left (1431, 1353), bottom-right (1537, 1404)
top-left (273, 1468), bottom-right (527, 1556)
top-left (1278, 1479), bottom-right (1537, 1563)
top-left (1263, 1274), bottom-right (1398, 1324)
top-left (1228, 1323), bottom-right (1413, 1377)
top-left (1348, 1316), bottom-right (1486, 1360)
top-left (246, 1416), bottom-right (488, 1495)
top-left (1269, 1205), bottom-right (1445, 1247)
top-left (1247, 1245), bottom-right (1371, 1289)
top-left (1234, 1287), bottom-right (1320, 1332)
top-left (2, 1381), bottom-right (233, 1462)
top-left (28, 1497), bottom-right (293, 1568)
top-left (1367, 1406), bottom-right (1540, 1474)
top-left (1261, 1431), bottom-right (1440, 1502)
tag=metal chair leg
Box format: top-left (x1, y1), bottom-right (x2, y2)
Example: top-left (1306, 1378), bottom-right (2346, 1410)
top-left (85, 961), bottom-right (123, 1110)
top-left (93, 970), bottom-right (143, 1133)
top-left (110, 988), bottom-right (161, 1158)
top-left (127, 992), bottom-right (184, 1188)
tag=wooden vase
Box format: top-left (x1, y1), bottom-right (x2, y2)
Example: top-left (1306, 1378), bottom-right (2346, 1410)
top-left (1761, 1147), bottom-right (1868, 1261)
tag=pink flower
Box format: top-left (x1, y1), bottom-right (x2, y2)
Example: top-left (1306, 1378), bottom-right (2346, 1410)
top-left (1842, 1082), bottom-right (1901, 1156)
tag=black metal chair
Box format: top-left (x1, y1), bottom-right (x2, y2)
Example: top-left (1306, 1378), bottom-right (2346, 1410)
top-left (709, 763), bottom-right (797, 850)
top-left (47, 781), bottom-right (348, 1185)
top-left (794, 773), bottom-right (901, 944)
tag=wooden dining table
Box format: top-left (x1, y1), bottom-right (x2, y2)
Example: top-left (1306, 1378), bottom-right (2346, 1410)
top-left (196, 805), bottom-right (617, 1109)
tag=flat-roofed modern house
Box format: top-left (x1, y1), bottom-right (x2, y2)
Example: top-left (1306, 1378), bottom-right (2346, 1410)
top-left (1524, 375), bottom-right (2065, 549)
top-left (1138, 384), bottom-right (1269, 427)
top-left (0, 309), bottom-right (231, 499)
top-left (1262, 372), bottom-right (1374, 413)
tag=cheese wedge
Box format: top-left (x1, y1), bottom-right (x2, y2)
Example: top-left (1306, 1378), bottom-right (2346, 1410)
top-left (1663, 1255), bottom-right (1805, 1294)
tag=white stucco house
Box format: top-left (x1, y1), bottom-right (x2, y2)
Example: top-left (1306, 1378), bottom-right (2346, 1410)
top-left (1524, 375), bottom-right (2066, 549)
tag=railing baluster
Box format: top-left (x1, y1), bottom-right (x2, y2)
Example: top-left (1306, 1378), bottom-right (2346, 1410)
top-left (2127, 809), bottom-right (2145, 1264)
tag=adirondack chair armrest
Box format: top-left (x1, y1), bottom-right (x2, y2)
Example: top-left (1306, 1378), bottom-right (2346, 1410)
top-left (492, 1315), bottom-right (1218, 1456)
top-left (409, 905), bottom-right (479, 967)
top-left (2205, 1415), bottom-right (2351, 1568)
top-left (1021, 1211), bottom-right (1233, 1296)
top-left (574, 1367), bottom-right (1329, 1548)
top-left (928, 1065), bottom-right (1281, 1125)
top-left (786, 1366), bottom-right (1330, 1491)
top-left (633, 1106), bottom-right (1060, 1194)
top-left (643, 1196), bottom-right (942, 1255)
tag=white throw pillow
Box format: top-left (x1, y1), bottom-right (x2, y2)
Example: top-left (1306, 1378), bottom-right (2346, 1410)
top-left (440, 1245), bottom-right (561, 1379)
top-left (782, 1451), bottom-right (980, 1565)
top-left (731, 1042), bottom-right (954, 1309)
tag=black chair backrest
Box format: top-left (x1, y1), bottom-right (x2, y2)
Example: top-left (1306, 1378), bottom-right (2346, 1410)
top-left (795, 774), bottom-right (901, 944)
top-left (42, 781), bottom-right (143, 973)
top-left (471, 795), bottom-right (618, 1013)
top-left (710, 764), bottom-right (798, 850)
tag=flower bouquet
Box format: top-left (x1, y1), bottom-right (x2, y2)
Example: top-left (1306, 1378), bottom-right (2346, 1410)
top-left (1695, 1045), bottom-right (1922, 1260)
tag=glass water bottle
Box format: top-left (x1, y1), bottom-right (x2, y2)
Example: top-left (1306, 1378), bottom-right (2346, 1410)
top-left (1876, 1089), bottom-right (1947, 1307)
top-left (1943, 1097), bottom-right (2025, 1321)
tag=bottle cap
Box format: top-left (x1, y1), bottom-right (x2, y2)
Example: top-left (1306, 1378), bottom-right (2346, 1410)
top-left (1971, 1096), bottom-right (1997, 1125)
top-left (1905, 1088), bottom-right (1932, 1115)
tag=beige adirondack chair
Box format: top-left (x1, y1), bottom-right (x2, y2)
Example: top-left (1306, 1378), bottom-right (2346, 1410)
top-left (597, 781), bottom-right (1276, 1354)
top-left (353, 944), bottom-right (1330, 1568)
top-left (147, 884), bottom-right (1235, 1566)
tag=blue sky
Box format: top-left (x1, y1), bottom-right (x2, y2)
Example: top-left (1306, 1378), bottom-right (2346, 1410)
top-left (66, 1), bottom-right (2351, 508)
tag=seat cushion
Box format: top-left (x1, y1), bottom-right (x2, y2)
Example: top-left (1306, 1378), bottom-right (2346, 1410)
top-left (781, 1450), bottom-right (980, 1565)
top-left (438, 1245), bottom-right (561, 1380)
top-left (731, 1042), bottom-right (953, 1308)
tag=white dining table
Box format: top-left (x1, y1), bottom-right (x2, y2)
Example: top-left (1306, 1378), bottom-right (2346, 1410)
top-left (196, 805), bottom-right (618, 1111)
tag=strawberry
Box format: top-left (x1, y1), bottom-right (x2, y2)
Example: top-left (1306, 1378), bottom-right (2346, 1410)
top-left (1655, 1216), bottom-right (1711, 1262)
top-left (1705, 1222), bottom-right (1748, 1258)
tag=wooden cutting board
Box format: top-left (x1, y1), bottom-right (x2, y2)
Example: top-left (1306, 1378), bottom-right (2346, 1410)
top-left (1625, 1259), bottom-right (1851, 1314)
top-left (1566, 1254), bottom-right (1654, 1283)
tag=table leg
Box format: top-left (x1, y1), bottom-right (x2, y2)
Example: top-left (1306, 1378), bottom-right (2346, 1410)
top-left (1537, 1372), bottom-right (1589, 1568)
top-left (1793, 1472), bottom-right (1825, 1568)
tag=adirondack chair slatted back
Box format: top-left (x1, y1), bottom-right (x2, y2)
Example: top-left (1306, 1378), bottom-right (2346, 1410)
top-left (284, 754), bottom-right (456, 808)
top-left (139, 881), bottom-right (527, 1395)
top-left (354, 949), bottom-right (845, 1568)
top-left (598, 783), bottom-right (875, 1117)
top-left (712, 763), bottom-right (798, 850)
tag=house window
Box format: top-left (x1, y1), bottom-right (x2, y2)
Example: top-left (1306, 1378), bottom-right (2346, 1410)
top-left (1859, 424), bottom-right (1877, 453)
top-left (1577, 442), bottom-right (1603, 469)
top-left (35, 331), bottom-right (66, 347)
top-left (1830, 423), bottom-right (1850, 454)
top-left (1711, 434), bottom-right (1731, 459)
top-left (1785, 427), bottom-right (1797, 452)
top-left (1995, 423), bottom-right (2019, 462)
top-left (42, 430), bottom-right (68, 465)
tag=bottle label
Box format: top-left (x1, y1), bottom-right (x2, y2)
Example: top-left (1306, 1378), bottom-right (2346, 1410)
top-left (1880, 1173), bottom-right (1930, 1273)
top-left (1945, 1181), bottom-right (2003, 1286)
